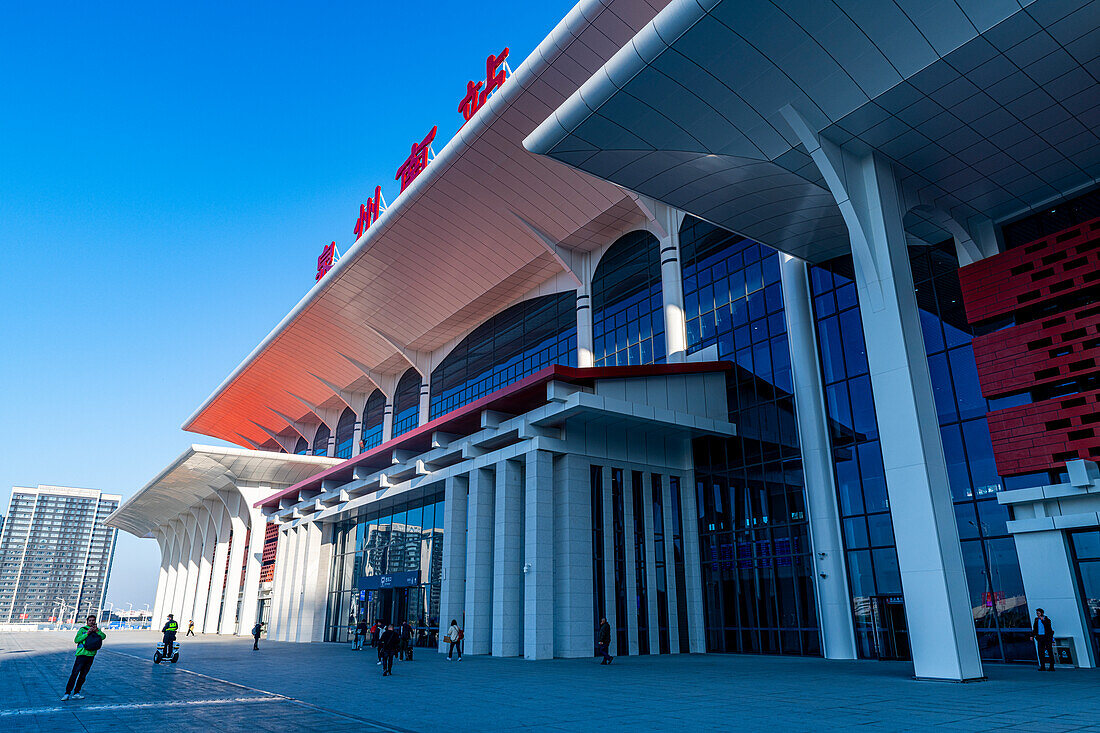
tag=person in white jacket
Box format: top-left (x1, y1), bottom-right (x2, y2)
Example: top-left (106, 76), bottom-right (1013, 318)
top-left (446, 619), bottom-right (463, 660)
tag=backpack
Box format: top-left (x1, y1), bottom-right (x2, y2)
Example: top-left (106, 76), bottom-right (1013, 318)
top-left (454, 628), bottom-right (464, 641)
top-left (82, 631), bottom-right (103, 652)
top-left (252, 624), bottom-right (262, 636)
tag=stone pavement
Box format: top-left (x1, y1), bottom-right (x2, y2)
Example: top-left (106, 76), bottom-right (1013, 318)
top-left (3, 630), bottom-right (1099, 732)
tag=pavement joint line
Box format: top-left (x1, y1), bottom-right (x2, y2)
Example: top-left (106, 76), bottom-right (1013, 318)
top-left (102, 648), bottom-right (412, 732)
top-left (0, 696), bottom-right (284, 717)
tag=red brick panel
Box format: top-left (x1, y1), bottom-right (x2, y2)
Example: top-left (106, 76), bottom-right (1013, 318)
top-left (259, 522), bottom-right (278, 584)
top-left (985, 387), bottom-right (1100, 475)
top-left (972, 301), bottom-right (1100, 398)
top-left (958, 216), bottom-right (1100, 324)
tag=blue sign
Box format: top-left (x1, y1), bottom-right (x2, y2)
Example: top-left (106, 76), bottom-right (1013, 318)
top-left (355, 570), bottom-right (419, 590)
top-left (358, 590), bottom-right (367, 602)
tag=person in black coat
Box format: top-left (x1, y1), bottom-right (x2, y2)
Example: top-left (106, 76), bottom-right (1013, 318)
top-left (596, 617), bottom-right (613, 665)
top-left (1032, 608), bottom-right (1055, 671)
top-left (379, 624), bottom-right (401, 676)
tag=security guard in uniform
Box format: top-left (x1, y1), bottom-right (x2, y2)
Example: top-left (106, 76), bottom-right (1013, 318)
top-left (162, 614), bottom-right (179, 644)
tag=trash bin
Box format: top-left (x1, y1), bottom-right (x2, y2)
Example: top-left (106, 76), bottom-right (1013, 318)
top-left (1053, 636), bottom-right (1078, 668)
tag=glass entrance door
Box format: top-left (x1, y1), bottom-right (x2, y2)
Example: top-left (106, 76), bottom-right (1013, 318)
top-left (869, 595), bottom-right (911, 660)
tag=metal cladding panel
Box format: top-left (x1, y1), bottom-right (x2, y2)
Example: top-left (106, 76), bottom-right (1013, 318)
top-left (259, 522), bottom-right (278, 584)
top-left (959, 216), bottom-right (1100, 477)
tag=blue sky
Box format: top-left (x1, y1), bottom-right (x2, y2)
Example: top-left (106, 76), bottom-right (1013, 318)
top-left (0, 0), bottom-right (575, 612)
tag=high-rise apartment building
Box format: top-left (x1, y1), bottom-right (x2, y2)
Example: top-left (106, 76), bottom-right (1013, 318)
top-left (0, 486), bottom-right (120, 623)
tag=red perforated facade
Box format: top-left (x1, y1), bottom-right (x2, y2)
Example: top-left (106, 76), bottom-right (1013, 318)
top-left (259, 522), bottom-right (278, 583)
top-left (958, 217), bottom-right (1100, 477)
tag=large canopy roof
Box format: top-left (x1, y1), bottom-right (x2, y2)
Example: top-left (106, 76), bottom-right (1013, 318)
top-left (183, 0), bottom-right (670, 450)
top-left (526, 0), bottom-right (1100, 263)
top-left (105, 446), bottom-right (339, 538)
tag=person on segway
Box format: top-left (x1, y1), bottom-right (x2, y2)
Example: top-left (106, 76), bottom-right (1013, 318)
top-left (154, 614), bottom-right (180, 664)
top-left (162, 614), bottom-right (179, 644)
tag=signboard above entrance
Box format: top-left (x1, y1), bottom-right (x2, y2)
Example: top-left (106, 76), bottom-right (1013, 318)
top-left (355, 570), bottom-right (419, 591)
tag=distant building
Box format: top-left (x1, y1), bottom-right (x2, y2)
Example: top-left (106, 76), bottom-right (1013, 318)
top-left (0, 486), bottom-right (120, 623)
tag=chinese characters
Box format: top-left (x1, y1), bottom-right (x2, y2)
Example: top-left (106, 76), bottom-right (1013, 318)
top-left (395, 126), bottom-right (437, 192)
top-left (316, 241), bottom-right (336, 281)
top-left (354, 185), bottom-right (385, 241)
top-left (458, 47), bottom-right (510, 125)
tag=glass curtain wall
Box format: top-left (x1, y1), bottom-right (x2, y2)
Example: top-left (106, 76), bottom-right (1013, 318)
top-left (392, 369), bottom-right (421, 437)
top-left (681, 216), bottom-right (817, 656)
top-left (361, 390), bottom-right (386, 452)
top-left (429, 292), bottom-right (576, 419)
top-left (312, 424), bottom-right (330, 457)
top-left (326, 491), bottom-right (445, 646)
top-left (1069, 529), bottom-right (1100, 659)
top-left (293, 437), bottom-right (308, 455)
top-left (911, 242), bottom-right (1031, 662)
top-left (335, 407), bottom-right (356, 459)
top-left (592, 230), bottom-right (665, 366)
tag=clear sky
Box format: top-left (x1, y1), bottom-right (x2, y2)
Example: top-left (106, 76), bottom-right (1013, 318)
top-left (0, 0), bottom-right (575, 613)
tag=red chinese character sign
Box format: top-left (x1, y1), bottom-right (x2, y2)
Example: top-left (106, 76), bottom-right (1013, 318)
top-left (316, 241), bottom-right (338, 281)
top-left (354, 185), bottom-right (386, 241)
top-left (395, 126), bottom-right (437, 192)
top-left (459, 47), bottom-right (510, 125)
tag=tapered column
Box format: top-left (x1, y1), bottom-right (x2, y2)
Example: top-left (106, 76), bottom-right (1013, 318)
top-left (844, 152), bottom-right (982, 681)
top-left (219, 500), bottom-right (248, 635)
top-left (151, 529), bottom-right (171, 627)
top-left (655, 205), bottom-right (687, 363)
top-left (464, 467), bottom-right (495, 655)
top-left (237, 489), bottom-right (268, 635)
top-left (170, 522), bottom-right (192, 620)
top-left (160, 524), bottom-right (182, 625)
top-left (780, 254), bottom-right (858, 659)
top-left (552, 453), bottom-right (593, 658)
top-left (418, 380), bottom-right (431, 426)
top-left (493, 459), bottom-right (524, 657)
top-left (525, 450), bottom-right (554, 659)
top-left (296, 522), bottom-right (325, 641)
top-left (204, 508), bottom-right (231, 633)
top-left (439, 475), bottom-right (468, 652)
top-left (268, 527), bottom-right (293, 641)
top-left (382, 398), bottom-right (395, 443)
top-left (179, 513), bottom-right (203, 626)
top-left (287, 526), bottom-right (308, 640)
top-left (190, 510), bottom-right (215, 633)
top-left (576, 284), bottom-right (595, 368)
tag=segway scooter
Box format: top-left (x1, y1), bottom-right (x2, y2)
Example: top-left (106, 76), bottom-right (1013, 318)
top-left (153, 639), bottom-right (180, 664)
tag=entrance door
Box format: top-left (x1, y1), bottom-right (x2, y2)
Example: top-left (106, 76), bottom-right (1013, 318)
top-left (870, 595), bottom-right (911, 660)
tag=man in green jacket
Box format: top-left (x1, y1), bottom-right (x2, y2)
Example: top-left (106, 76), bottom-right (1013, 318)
top-left (63, 615), bottom-right (105, 700)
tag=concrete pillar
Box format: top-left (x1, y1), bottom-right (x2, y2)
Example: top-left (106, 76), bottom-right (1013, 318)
top-left (554, 453), bottom-right (596, 658)
top-left (464, 466), bottom-right (495, 655)
top-left (180, 513), bottom-right (203, 627)
top-left (160, 524), bottom-right (182, 625)
top-left (780, 254), bottom-right (858, 660)
top-left (190, 510), bottom-right (215, 633)
top-left (642, 475), bottom-right (660, 653)
top-left (524, 450), bottom-right (555, 659)
top-left (352, 417), bottom-right (364, 456)
top-left (622, 470), bottom-right (639, 655)
top-left (576, 284), bottom-right (595, 368)
top-left (238, 505), bottom-right (268, 635)
top-left (287, 525), bottom-right (308, 641)
top-left (661, 477), bottom-right (680, 654)
top-left (678, 470), bottom-right (706, 652)
top-left (296, 522), bottom-right (326, 642)
top-left (382, 398), bottom-right (395, 443)
top-left (268, 527), bottom-right (293, 641)
top-left (492, 460), bottom-right (524, 657)
top-left (219, 500), bottom-right (248, 635)
top-left (170, 522), bottom-right (193, 621)
top-left (151, 529), bottom-right (171, 627)
top-left (656, 207), bottom-right (687, 363)
top-left (418, 380), bottom-right (431, 426)
top-left (1013, 530), bottom-right (1096, 668)
top-left (439, 475), bottom-right (468, 652)
top-left (204, 508), bottom-right (231, 633)
top-left (602, 467), bottom-right (618, 656)
top-left (844, 152), bottom-right (982, 681)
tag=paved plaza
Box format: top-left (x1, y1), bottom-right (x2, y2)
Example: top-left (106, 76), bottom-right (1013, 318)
top-left (3, 630), bottom-right (1099, 732)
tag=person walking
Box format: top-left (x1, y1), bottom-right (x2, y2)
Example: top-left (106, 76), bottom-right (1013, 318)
top-left (445, 619), bottom-right (463, 661)
top-left (401, 620), bottom-right (413, 661)
top-left (379, 624), bottom-right (400, 676)
top-left (354, 619), bottom-right (368, 650)
top-left (1032, 608), bottom-right (1055, 671)
top-left (596, 617), bottom-right (613, 665)
top-left (186, 619), bottom-right (195, 636)
top-left (370, 620), bottom-right (381, 648)
top-left (62, 615), bottom-right (105, 700)
top-left (251, 621), bottom-right (264, 650)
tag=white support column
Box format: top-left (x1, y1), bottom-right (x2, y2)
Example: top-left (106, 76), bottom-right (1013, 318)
top-left (464, 466), bottom-right (495, 655)
top-left (678, 471), bottom-right (706, 652)
top-left (492, 459), bottom-right (524, 657)
top-left (782, 110), bottom-right (983, 679)
top-left (204, 504), bottom-right (231, 634)
top-left (219, 495), bottom-right (248, 635)
top-left (602, 468), bottom-right (618, 656)
top-left (780, 254), bottom-right (858, 660)
top-left (524, 450), bottom-right (554, 659)
top-left (439, 475), bottom-right (468, 652)
top-left (151, 529), bottom-right (171, 628)
top-left (180, 512), bottom-right (203, 628)
top-left (655, 205), bottom-right (687, 363)
top-left (161, 523), bottom-right (183, 625)
top-left (237, 488), bottom-right (268, 635)
top-left (296, 522), bottom-right (325, 642)
top-left (661, 477), bottom-right (680, 654)
top-left (552, 453), bottom-right (593, 659)
top-left (843, 152), bottom-right (982, 681)
top-left (418, 380), bottom-right (431, 427)
top-left (642, 476), bottom-right (660, 653)
top-left (268, 527), bottom-right (293, 641)
top-left (382, 398), bottom-right (395, 443)
top-left (576, 283), bottom-right (595, 368)
top-left (170, 522), bottom-right (193, 621)
top-left (622, 470), bottom-right (639, 655)
top-left (190, 508), bottom-right (216, 633)
top-left (286, 526), bottom-right (308, 641)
